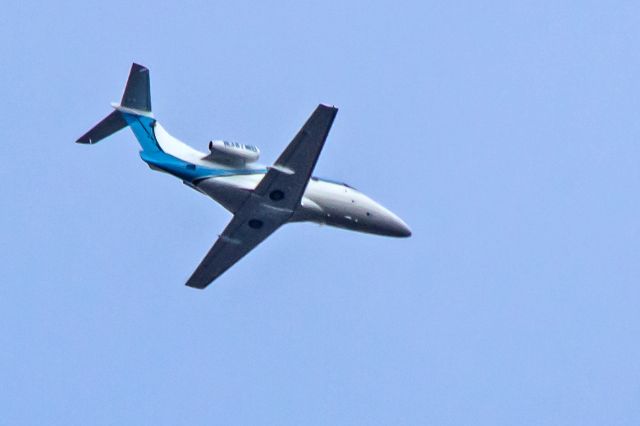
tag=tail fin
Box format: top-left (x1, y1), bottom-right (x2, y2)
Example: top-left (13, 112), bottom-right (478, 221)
top-left (121, 63), bottom-right (151, 112)
top-left (76, 63), bottom-right (152, 144)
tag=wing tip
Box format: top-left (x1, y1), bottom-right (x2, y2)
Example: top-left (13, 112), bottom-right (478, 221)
top-left (319, 102), bottom-right (337, 108)
top-left (185, 280), bottom-right (208, 290)
top-left (131, 62), bottom-right (149, 72)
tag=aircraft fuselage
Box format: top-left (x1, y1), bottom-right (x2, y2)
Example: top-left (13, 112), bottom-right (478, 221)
top-left (145, 120), bottom-right (410, 238)
top-left (195, 173), bottom-right (411, 237)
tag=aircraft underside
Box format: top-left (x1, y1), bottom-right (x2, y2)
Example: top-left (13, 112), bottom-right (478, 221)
top-left (195, 174), bottom-right (411, 237)
top-left (76, 63), bottom-right (410, 289)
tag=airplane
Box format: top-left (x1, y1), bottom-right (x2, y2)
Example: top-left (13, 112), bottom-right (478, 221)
top-left (77, 63), bottom-right (411, 289)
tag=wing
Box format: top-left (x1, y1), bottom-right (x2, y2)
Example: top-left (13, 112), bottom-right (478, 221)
top-left (254, 104), bottom-right (338, 210)
top-left (185, 202), bottom-right (287, 289)
top-left (186, 104), bottom-right (338, 289)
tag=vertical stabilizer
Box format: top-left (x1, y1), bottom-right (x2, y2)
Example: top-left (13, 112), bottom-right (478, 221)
top-left (121, 63), bottom-right (151, 112)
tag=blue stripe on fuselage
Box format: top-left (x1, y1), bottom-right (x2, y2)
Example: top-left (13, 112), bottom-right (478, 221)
top-left (122, 113), bottom-right (266, 182)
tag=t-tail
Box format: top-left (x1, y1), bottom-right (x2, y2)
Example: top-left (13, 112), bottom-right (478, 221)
top-left (76, 63), bottom-right (153, 144)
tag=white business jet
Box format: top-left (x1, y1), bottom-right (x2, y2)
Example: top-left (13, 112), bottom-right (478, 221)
top-left (77, 64), bottom-right (411, 289)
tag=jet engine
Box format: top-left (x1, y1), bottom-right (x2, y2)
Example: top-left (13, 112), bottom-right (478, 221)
top-left (205, 140), bottom-right (260, 165)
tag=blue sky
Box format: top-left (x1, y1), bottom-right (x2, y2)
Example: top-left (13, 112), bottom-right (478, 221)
top-left (1, 0), bottom-right (639, 424)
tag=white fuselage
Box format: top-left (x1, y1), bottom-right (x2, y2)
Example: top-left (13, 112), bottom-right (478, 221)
top-left (155, 122), bottom-right (411, 237)
top-left (195, 173), bottom-right (411, 237)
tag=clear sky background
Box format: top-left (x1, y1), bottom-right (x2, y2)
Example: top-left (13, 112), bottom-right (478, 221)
top-left (1, 1), bottom-right (639, 424)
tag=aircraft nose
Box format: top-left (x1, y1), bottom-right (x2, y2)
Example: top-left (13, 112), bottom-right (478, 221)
top-left (386, 215), bottom-right (412, 237)
top-left (373, 206), bottom-right (412, 238)
top-left (358, 193), bottom-right (412, 237)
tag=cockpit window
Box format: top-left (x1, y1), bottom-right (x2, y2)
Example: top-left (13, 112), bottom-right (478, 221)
top-left (311, 176), bottom-right (356, 189)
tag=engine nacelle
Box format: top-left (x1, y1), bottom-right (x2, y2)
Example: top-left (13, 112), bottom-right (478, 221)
top-left (206, 140), bottom-right (260, 165)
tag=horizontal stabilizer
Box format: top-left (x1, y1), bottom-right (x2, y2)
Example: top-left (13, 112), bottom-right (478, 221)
top-left (76, 110), bottom-right (127, 144)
